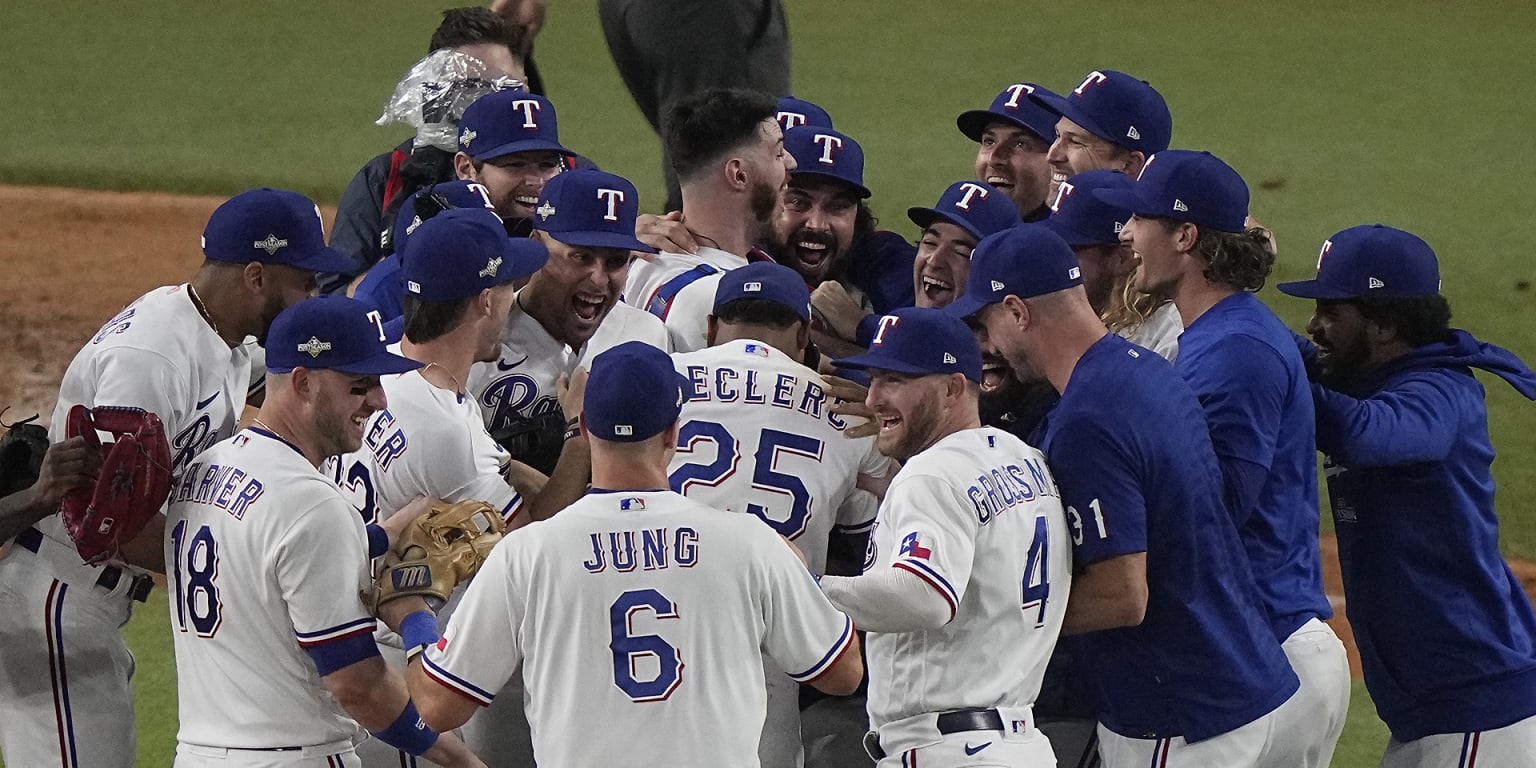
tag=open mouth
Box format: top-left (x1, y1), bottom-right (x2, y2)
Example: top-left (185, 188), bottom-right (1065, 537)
top-left (919, 274), bottom-right (955, 306)
top-left (790, 232), bottom-right (836, 272)
top-left (1051, 170), bottom-right (1069, 184)
top-left (572, 292), bottom-right (609, 324)
top-left (876, 412), bottom-right (901, 437)
top-left (986, 174), bottom-right (1014, 190)
top-left (980, 358), bottom-right (1008, 394)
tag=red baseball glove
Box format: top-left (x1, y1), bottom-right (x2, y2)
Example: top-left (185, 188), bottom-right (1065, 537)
top-left (60, 405), bottom-right (173, 564)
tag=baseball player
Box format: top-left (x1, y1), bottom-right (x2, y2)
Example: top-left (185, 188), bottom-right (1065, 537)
top-left (957, 82), bottom-right (1065, 221)
top-left (669, 261), bottom-right (894, 767)
top-left (468, 168), bottom-right (669, 479)
top-left (329, 7), bottom-right (524, 292)
top-left (165, 295), bottom-right (483, 767)
top-left (817, 307), bottom-right (1069, 768)
top-left (1105, 150), bottom-right (1349, 766)
top-left (410, 341), bottom-right (864, 767)
top-left (0, 434), bottom-right (98, 545)
top-left (0, 188), bottom-right (348, 768)
top-left (624, 88), bottom-right (793, 353)
top-left (952, 224), bottom-right (1308, 768)
top-left (1279, 226), bottom-right (1536, 767)
top-left (452, 90), bottom-right (571, 223)
top-left (331, 207), bottom-right (549, 768)
top-left (351, 180), bottom-right (499, 321)
top-left (776, 95), bottom-right (834, 133)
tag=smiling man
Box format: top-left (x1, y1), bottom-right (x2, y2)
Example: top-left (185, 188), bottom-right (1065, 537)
top-left (823, 307), bottom-right (1071, 768)
top-left (454, 90), bottom-right (570, 223)
top-left (957, 82), bottom-right (1065, 221)
top-left (1029, 70), bottom-right (1171, 204)
top-left (1280, 226), bottom-right (1536, 768)
top-left (469, 169), bottom-right (669, 478)
top-left (765, 125), bottom-right (871, 288)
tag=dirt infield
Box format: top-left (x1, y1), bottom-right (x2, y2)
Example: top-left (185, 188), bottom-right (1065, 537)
top-left (5, 182), bottom-right (1536, 680)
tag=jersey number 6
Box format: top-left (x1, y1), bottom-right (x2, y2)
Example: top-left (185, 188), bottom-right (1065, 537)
top-left (609, 588), bottom-right (683, 702)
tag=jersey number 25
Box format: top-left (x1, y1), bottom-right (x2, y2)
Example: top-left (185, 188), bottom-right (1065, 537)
top-left (669, 420), bottom-right (824, 539)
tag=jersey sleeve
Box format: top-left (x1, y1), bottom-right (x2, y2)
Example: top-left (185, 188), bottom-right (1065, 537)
top-left (1181, 335), bottom-right (1288, 524)
top-left (833, 490), bottom-right (877, 536)
top-left (411, 418), bottom-right (524, 524)
top-left (88, 346), bottom-right (190, 432)
top-left (421, 542), bottom-right (524, 706)
top-left (877, 471), bottom-right (978, 621)
top-left (1312, 374), bottom-right (1460, 465)
top-left (756, 533), bottom-right (855, 683)
top-left (1045, 415), bottom-right (1148, 567)
top-left (275, 494), bottom-right (377, 654)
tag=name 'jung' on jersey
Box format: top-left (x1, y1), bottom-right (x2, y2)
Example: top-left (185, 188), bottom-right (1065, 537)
top-left (582, 526), bottom-right (701, 573)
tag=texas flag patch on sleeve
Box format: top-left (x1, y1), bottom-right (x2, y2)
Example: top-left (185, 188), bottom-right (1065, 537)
top-left (898, 532), bottom-right (932, 560)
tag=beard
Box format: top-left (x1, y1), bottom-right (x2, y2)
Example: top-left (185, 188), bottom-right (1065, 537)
top-left (1313, 328), bottom-right (1372, 388)
top-left (876, 387), bottom-right (943, 462)
top-left (750, 178), bottom-right (779, 226)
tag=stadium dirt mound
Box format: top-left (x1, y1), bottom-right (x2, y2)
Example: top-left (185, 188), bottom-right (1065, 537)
top-left (5, 183), bottom-right (1536, 679)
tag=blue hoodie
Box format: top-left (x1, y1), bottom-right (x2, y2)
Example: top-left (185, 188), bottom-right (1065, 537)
top-left (1312, 329), bottom-right (1536, 741)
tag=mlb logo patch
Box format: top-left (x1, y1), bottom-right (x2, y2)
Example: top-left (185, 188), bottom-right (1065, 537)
top-left (1068, 266), bottom-right (1081, 280)
top-left (744, 343), bottom-right (770, 356)
top-left (744, 281), bottom-right (763, 292)
top-left (621, 497), bottom-right (646, 511)
top-left (899, 532), bottom-right (932, 560)
top-left (614, 425), bottom-right (634, 436)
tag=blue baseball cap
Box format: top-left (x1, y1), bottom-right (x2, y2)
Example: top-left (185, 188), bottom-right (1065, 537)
top-left (1040, 169), bottom-right (1135, 247)
top-left (202, 188), bottom-right (353, 273)
top-left (836, 307), bottom-right (983, 383)
top-left (957, 82), bottom-right (1062, 144)
top-left (389, 181), bottom-right (497, 255)
top-left (776, 96), bottom-right (834, 132)
top-left (943, 224), bottom-right (1084, 319)
top-left (784, 126), bottom-right (871, 199)
top-left (713, 261), bottom-right (811, 321)
top-left (907, 181), bottom-right (1021, 241)
top-left (1278, 225), bottom-right (1441, 300)
top-left (532, 169), bottom-right (655, 253)
top-left (584, 341), bottom-right (688, 443)
top-left (1093, 150), bottom-right (1248, 233)
top-left (266, 296), bottom-right (421, 375)
top-left (1030, 70), bottom-right (1171, 156)
top-left (401, 208), bottom-right (548, 301)
top-left (457, 91), bottom-right (570, 161)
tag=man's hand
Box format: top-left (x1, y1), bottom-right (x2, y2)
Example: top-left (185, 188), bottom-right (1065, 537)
top-left (635, 211), bottom-right (699, 257)
top-left (504, 460), bottom-right (550, 501)
top-left (823, 376), bottom-right (878, 439)
top-left (380, 496), bottom-right (436, 552)
top-left (31, 437), bottom-right (99, 511)
top-left (558, 368), bottom-right (589, 423)
top-left (811, 282), bottom-right (872, 342)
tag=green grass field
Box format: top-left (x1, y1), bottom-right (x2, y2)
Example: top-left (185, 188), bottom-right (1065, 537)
top-left (3, 1), bottom-right (1533, 765)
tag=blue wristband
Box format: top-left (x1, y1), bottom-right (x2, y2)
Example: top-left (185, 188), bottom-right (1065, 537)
top-left (366, 524), bottom-right (389, 559)
top-left (372, 700), bottom-right (438, 756)
top-left (400, 610), bottom-right (439, 653)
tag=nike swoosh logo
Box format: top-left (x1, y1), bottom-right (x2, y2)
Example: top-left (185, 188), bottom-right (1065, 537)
top-left (964, 742), bottom-right (992, 756)
top-left (496, 355), bottom-right (529, 371)
top-left (196, 391), bottom-right (220, 409)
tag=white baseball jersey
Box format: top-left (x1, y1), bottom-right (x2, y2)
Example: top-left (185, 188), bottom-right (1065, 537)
top-left (165, 428), bottom-right (376, 749)
top-left (1119, 301), bottom-right (1182, 362)
top-left (0, 285), bottom-right (252, 768)
top-left (423, 489), bottom-right (855, 768)
top-left (334, 369), bottom-right (523, 528)
top-left (670, 339), bottom-right (888, 574)
top-left (624, 247), bottom-right (747, 353)
top-left (861, 427), bottom-right (1072, 728)
top-left (469, 293), bottom-right (669, 441)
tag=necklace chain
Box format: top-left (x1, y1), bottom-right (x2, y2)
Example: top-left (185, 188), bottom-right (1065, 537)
top-left (188, 284), bottom-right (221, 337)
top-left (424, 362), bottom-right (464, 394)
top-left (249, 417), bottom-right (288, 443)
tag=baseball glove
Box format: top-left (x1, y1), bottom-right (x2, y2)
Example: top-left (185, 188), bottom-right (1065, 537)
top-left (0, 409), bottom-right (50, 498)
top-left (59, 405), bottom-right (173, 564)
top-left (371, 499), bottom-right (506, 612)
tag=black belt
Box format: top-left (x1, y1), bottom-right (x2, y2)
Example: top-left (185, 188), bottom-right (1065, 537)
top-left (865, 709), bottom-right (1006, 759)
top-left (15, 527), bottom-right (154, 603)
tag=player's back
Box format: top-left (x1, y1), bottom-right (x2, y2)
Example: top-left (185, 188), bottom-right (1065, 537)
top-left (165, 429), bottom-right (373, 749)
top-left (464, 490), bottom-right (854, 768)
top-left (670, 340), bottom-right (884, 573)
top-left (865, 428), bottom-right (1072, 727)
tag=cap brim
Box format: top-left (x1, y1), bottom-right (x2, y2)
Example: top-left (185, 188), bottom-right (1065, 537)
top-left (1276, 280), bottom-right (1360, 300)
top-left (1038, 217), bottom-right (1107, 247)
top-left (281, 246), bottom-right (358, 274)
top-left (907, 207), bottom-right (983, 241)
top-left (473, 139), bottom-right (572, 160)
top-left (833, 351), bottom-right (946, 378)
top-left (1029, 91), bottom-right (1113, 145)
top-left (543, 229), bottom-right (658, 254)
top-left (1091, 188), bottom-right (1160, 219)
top-left (331, 349), bottom-right (423, 376)
top-left (956, 110), bottom-right (1051, 144)
top-left (382, 315), bottom-right (405, 345)
top-left (941, 292), bottom-right (994, 320)
top-left (791, 169), bottom-right (871, 199)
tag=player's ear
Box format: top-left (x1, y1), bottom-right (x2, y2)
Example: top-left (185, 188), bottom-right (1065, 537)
top-left (706, 315), bottom-right (718, 346)
top-left (724, 157), bottom-right (748, 192)
top-left (453, 152), bottom-right (477, 182)
top-left (243, 261), bottom-right (265, 291)
top-left (1122, 150), bottom-right (1148, 177)
top-left (1174, 222), bottom-right (1200, 253)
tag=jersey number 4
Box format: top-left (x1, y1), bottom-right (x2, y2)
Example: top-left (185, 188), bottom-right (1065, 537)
top-left (170, 521), bottom-right (223, 637)
top-left (610, 589), bottom-right (683, 702)
top-left (1020, 515), bottom-right (1051, 628)
top-left (668, 420), bottom-right (824, 539)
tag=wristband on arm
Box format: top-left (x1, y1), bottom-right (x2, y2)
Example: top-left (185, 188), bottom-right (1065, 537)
top-left (371, 700), bottom-right (438, 756)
